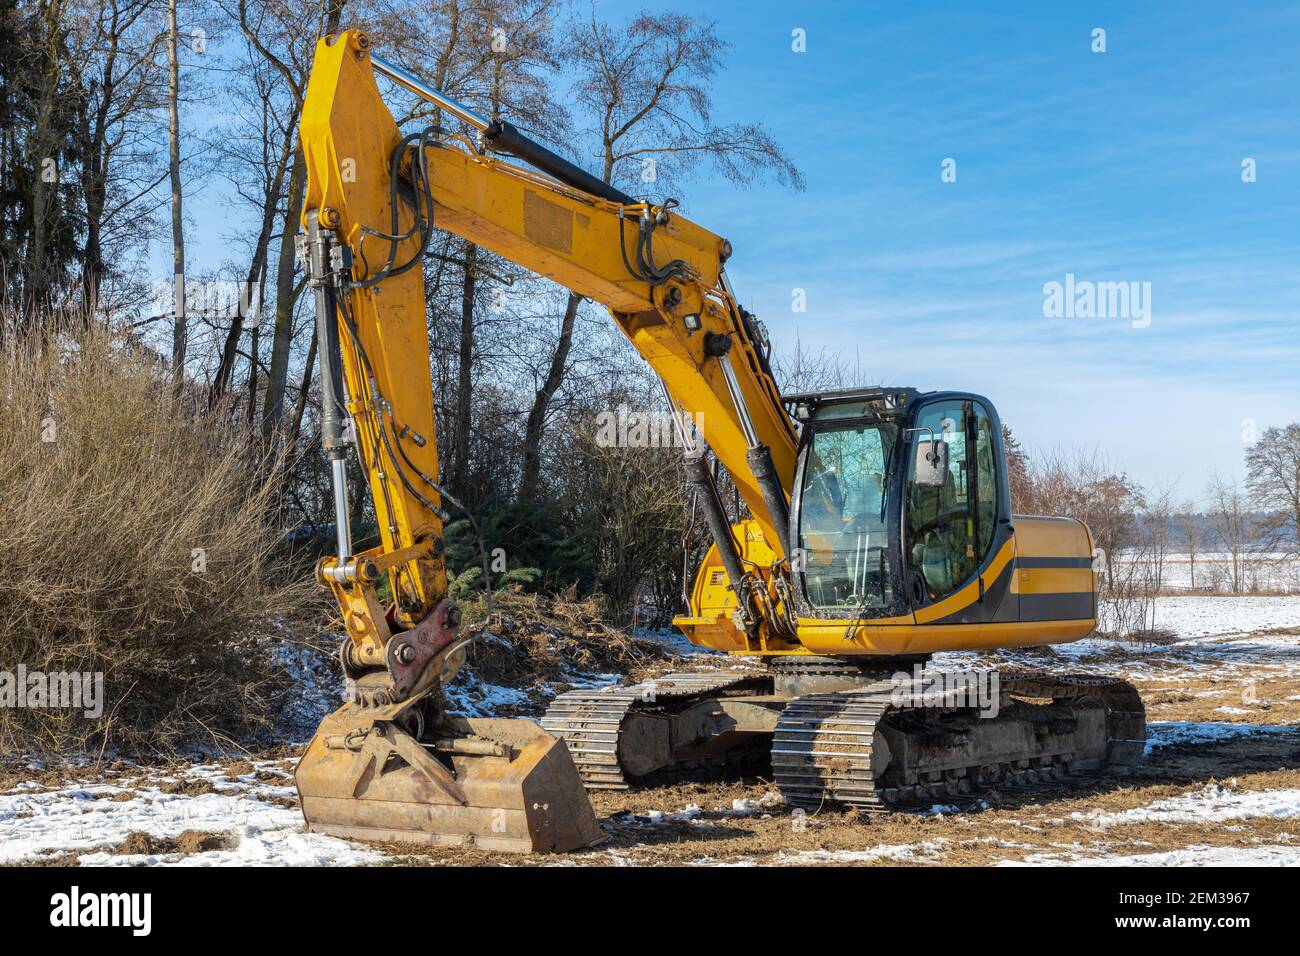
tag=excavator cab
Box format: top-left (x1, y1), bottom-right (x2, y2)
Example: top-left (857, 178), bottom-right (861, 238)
top-left (787, 387), bottom-right (1012, 619)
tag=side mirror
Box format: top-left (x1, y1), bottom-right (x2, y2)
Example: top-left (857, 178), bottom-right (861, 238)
top-left (913, 439), bottom-right (949, 487)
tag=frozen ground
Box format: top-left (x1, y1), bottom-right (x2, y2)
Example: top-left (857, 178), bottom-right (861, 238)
top-left (1114, 551), bottom-right (1300, 593)
top-left (0, 759), bottom-right (385, 866)
top-left (5, 593), bottom-right (1300, 867)
top-left (1152, 595), bottom-right (1300, 637)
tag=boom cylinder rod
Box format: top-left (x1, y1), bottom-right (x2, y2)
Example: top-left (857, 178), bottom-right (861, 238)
top-left (711, 336), bottom-right (791, 558)
top-left (305, 217), bottom-right (353, 563)
top-left (331, 459), bottom-right (353, 562)
top-left (747, 443), bottom-right (792, 560)
top-left (683, 449), bottom-right (755, 631)
top-left (713, 342), bottom-right (760, 447)
top-left (370, 54), bottom-right (490, 132)
top-left (662, 380), bottom-right (752, 604)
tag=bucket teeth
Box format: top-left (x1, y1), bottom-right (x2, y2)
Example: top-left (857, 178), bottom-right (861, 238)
top-left (295, 703), bottom-right (603, 854)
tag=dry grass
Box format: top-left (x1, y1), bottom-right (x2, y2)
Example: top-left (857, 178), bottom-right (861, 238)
top-left (0, 323), bottom-right (320, 756)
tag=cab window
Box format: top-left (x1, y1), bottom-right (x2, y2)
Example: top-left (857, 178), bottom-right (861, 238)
top-left (797, 420), bottom-right (898, 611)
top-left (905, 400), bottom-right (998, 603)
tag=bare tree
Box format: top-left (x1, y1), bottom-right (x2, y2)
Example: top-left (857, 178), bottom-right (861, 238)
top-left (221, 0), bottom-right (345, 436)
top-left (1001, 424), bottom-right (1030, 513)
top-left (1246, 423), bottom-right (1300, 557)
top-left (63, 0), bottom-right (170, 314)
top-left (1141, 485), bottom-right (1174, 630)
top-left (772, 335), bottom-right (869, 395)
top-left (1175, 504), bottom-right (1201, 590)
top-left (166, 0), bottom-right (185, 390)
top-left (3, 0), bottom-right (85, 313)
top-left (207, 50), bottom-right (297, 410)
top-left (1207, 474), bottom-right (1250, 593)
top-left (1016, 447), bottom-right (1156, 635)
top-left (516, 6), bottom-right (804, 504)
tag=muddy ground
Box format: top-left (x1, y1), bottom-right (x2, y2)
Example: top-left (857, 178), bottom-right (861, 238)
top-left (5, 623), bottom-right (1300, 867)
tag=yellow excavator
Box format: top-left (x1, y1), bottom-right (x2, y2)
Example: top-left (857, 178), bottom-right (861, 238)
top-left (293, 31), bottom-right (1145, 853)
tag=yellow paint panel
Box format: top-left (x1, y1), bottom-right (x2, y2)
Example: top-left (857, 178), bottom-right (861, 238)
top-left (1014, 567), bottom-right (1094, 594)
top-left (797, 618), bottom-right (1096, 656)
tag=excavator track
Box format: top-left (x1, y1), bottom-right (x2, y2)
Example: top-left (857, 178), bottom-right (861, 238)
top-left (772, 671), bottom-right (1146, 812)
top-left (542, 665), bottom-right (1146, 810)
top-left (541, 672), bottom-right (765, 789)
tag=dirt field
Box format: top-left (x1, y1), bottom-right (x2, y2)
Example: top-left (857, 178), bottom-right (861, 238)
top-left (4, 607), bottom-right (1300, 867)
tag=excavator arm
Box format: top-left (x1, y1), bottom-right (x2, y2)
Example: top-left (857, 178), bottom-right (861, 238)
top-left (301, 31), bottom-right (800, 655)
top-left (293, 29), bottom-right (801, 853)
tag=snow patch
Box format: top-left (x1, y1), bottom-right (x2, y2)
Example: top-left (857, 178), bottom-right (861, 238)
top-left (0, 766), bottom-right (384, 867)
top-left (769, 841), bottom-right (948, 865)
top-left (1145, 720), bottom-right (1299, 752)
top-left (1070, 783), bottom-right (1300, 828)
top-left (1007, 843), bottom-right (1300, 867)
top-left (1153, 596), bottom-right (1300, 640)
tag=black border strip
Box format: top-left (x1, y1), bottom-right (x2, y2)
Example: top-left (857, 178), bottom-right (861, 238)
top-left (1016, 556), bottom-right (1094, 569)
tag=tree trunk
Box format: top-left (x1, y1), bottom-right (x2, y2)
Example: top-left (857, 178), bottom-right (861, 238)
top-left (288, 333), bottom-right (317, 450)
top-left (518, 291), bottom-right (580, 503)
top-left (26, 1), bottom-right (65, 309)
top-left (167, 0), bottom-right (186, 391)
top-left (209, 121), bottom-right (294, 408)
top-left (261, 142), bottom-right (306, 441)
top-left (246, 323), bottom-right (259, 427)
top-left (79, 164), bottom-right (104, 314)
top-left (450, 240), bottom-right (477, 497)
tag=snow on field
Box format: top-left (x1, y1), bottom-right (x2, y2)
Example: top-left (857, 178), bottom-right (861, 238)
top-left (1064, 844), bottom-right (1300, 866)
top-left (1152, 595), bottom-right (1300, 639)
top-left (635, 626), bottom-right (716, 657)
top-left (272, 641), bottom-right (345, 741)
top-left (1146, 721), bottom-right (1300, 751)
top-left (443, 670), bottom-right (623, 718)
top-left (993, 782), bottom-right (1300, 865)
top-left (1071, 783), bottom-right (1300, 828)
top-left (0, 762), bottom-right (387, 867)
top-left (443, 674), bottom-right (535, 716)
top-left (769, 842), bottom-right (948, 866)
top-left (983, 598), bottom-right (1300, 690)
top-left (1005, 844), bottom-right (1300, 867)
top-left (10, 592), bottom-right (1300, 868)
top-left (1116, 552), bottom-right (1300, 593)
top-left (688, 841), bottom-right (950, 867)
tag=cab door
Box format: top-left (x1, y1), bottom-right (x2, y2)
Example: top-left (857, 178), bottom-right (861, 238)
top-left (903, 395), bottom-right (1017, 624)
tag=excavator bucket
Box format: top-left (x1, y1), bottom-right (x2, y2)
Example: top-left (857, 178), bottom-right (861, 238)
top-left (295, 700), bottom-right (603, 854)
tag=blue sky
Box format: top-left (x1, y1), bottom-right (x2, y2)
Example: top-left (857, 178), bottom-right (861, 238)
top-left (175, 1), bottom-right (1300, 502)
top-left (611, 0), bottom-right (1300, 500)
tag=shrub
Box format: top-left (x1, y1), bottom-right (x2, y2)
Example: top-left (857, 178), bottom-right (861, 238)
top-left (0, 323), bottom-right (322, 755)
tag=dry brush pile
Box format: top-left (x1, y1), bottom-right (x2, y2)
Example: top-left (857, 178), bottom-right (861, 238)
top-left (0, 324), bottom-right (322, 756)
top-left (456, 586), bottom-right (676, 693)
